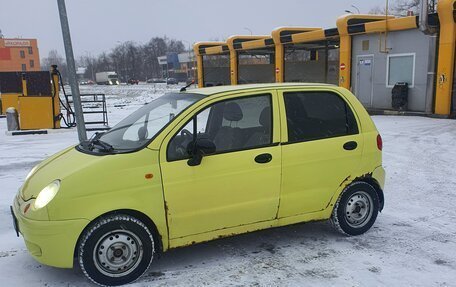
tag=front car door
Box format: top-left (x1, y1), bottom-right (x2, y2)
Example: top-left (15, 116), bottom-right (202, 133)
top-left (159, 90), bottom-right (282, 241)
top-left (277, 88), bottom-right (363, 218)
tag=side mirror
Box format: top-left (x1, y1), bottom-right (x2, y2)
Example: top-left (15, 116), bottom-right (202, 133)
top-left (187, 138), bottom-right (216, 166)
top-left (137, 126), bottom-right (148, 140)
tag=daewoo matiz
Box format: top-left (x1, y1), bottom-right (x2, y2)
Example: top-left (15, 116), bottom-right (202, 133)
top-left (11, 83), bottom-right (385, 286)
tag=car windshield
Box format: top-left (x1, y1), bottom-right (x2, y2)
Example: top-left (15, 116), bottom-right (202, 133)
top-left (88, 93), bottom-right (204, 152)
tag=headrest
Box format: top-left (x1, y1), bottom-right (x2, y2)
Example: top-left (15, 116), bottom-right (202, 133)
top-left (223, 102), bottom-right (243, 121)
top-left (259, 106), bottom-right (271, 127)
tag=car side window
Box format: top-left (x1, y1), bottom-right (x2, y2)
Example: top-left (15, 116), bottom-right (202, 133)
top-left (167, 94), bottom-right (273, 161)
top-left (283, 91), bottom-right (358, 143)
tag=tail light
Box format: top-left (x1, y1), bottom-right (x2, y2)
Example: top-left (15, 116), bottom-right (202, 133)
top-left (377, 134), bottom-right (383, 151)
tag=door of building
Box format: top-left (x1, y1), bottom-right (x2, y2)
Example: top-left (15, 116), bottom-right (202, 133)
top-left (355, 55), bottom-right (374, 108)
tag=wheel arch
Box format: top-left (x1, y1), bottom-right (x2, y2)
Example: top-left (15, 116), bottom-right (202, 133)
top-left (73, 209), bottom-right (164, 260)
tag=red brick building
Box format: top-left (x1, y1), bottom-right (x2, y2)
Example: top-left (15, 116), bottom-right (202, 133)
top-left (0, 38), bottom-right (40, 72)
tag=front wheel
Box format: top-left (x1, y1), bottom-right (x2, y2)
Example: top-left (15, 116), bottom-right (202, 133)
top-left (331, 182), bottom-right (379, 236)
top-left (78, 214), bottom-right (155, 286)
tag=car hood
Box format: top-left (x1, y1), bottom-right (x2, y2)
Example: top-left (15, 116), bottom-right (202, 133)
top-left (21, 145), bottom-right (160, 203)
top-left (20, 146), bottom-right (104, 200)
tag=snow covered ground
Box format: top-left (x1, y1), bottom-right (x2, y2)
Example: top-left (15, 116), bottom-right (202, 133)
top-left (0, 84), bottom-right (455, 286)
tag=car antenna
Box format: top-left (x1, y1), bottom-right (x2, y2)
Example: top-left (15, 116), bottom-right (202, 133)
top-left (180, 80), bottom-right (195, 92)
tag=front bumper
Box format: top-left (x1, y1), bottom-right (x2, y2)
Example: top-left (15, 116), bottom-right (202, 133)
top-left (11, 201), bottom-right (89, 268)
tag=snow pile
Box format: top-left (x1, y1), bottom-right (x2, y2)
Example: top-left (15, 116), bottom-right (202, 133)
top-left (0, 85), bottom-right (455, 286)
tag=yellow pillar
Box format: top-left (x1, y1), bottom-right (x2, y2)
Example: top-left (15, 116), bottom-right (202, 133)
top-left (435, 0), bottom-right (456, 116)
top-left (271, 27), bottom-right (321, 83)
top-left (226, 36), bottom-right (239, 85)
top-left (51, 66), bottom-right (61, 129)
top-left (274, 44), bottom-right (284, 83)
top-left (338, 35), bottom-right (351, 90)
top-left (193, 42), bottom-right (227, 88)
top-left (21, 73), bottom-right (28, 96)
top-left (271, 30), bottom-right (284, 83)
top-left (336, 16), bottom-right (352, 90)
top-left (229, 48), bottom-right (238, 85)
top-left (193, 44), bottom-right (204, 88)
top-left (196, 55), bottom-right (204, 88)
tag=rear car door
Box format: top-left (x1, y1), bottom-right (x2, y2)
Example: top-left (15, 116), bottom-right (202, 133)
top-left (160, 91), bottom-right (282, 239)
top-left (277, 88), bottom-right (363, 218)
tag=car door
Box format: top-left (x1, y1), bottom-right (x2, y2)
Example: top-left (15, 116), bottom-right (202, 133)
top-left (277, 88), bottom-right (363, 218)
top-left (160, 91), bottom-right (281, 239)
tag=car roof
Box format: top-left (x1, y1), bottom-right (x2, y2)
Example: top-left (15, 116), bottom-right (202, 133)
top-left (184, 83), bottom-right (337, 96)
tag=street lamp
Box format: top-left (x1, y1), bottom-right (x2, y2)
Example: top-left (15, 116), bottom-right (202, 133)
top-left (345, 5), bottom-right (361, 14)
top-left (244, 27), bottom-right (253, 35)
top-left (352, 5), bottom-right (361, 13)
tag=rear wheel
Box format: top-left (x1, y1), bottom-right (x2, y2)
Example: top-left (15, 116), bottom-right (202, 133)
top-left (78, 214), bottom-right (155, 286)
top-left (331, 182), bottom-right (379, 236)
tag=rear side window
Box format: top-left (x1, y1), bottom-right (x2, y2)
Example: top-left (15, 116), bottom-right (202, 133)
top-left (284, 91), bottom-right (358, 143)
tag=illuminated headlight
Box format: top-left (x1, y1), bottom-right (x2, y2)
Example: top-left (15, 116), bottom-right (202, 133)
top-left (34, 180), bottom-right (60, 209)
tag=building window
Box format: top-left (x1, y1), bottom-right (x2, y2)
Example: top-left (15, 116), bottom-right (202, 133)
top-left (387, 53), bottom-right (415, 88)
top-left (21, 64), bottom-right (26, 71)
top-left (30, 60), bottom-right (34, 68)
top-left (28, 47), bottom-right (33, 54)
top-left (20, 50), bottom-right (25, 58)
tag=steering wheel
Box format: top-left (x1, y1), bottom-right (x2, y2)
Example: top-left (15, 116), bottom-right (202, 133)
top-left (174, 129), bottom-right (193, 157)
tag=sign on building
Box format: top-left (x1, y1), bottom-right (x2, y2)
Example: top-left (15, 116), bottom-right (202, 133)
top-left (4, 40), bottom-right (31, 47)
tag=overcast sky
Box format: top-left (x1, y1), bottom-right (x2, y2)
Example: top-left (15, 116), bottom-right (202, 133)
top-left (1, 0), bottom-right (386, 59)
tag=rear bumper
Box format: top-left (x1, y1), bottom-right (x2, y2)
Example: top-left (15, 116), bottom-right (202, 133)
top-left (372, 166), bottom-right (385, 190)
top-left (372, 166), bottom-right (386, 211)
top-left (11, 202), bottom-right (89, 268)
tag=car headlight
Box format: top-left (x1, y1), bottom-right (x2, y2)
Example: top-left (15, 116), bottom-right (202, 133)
top-left (34, 180), bottom-right (60, 209)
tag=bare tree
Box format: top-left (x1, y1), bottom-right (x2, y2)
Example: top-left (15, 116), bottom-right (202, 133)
top-left (143, 37), bottom-right (168, 79)
top-left (369, 0), bottom-right (437, 16)
top-left (74, 37), bottom-right (187, 82)
top-left (95, 52), bottom-right (113, 74)
top-left (394, 0), bottom-right (436, 14)
top-left (41, 49), bottom-right (68, 79)
top-left (77, 54), bottom-right (96, 80)
top-left (166, 38), bottom-right (185, 53)
top-left (369, 6), bottom-right (388, 15)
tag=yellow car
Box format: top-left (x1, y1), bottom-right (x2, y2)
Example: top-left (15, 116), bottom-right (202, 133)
top-left (11, 83), bottom-right (385, 286)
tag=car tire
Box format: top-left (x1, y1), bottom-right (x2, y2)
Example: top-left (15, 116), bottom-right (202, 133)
top-left (78, 214), bottom-right (155, 286)
top-left (331, 182), bottom-right (379, 236)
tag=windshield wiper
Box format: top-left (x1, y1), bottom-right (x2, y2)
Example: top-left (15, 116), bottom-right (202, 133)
top-left (91, 138), bottom-right (114, 152)
top-left (80, 132), bottom-right (114, 153)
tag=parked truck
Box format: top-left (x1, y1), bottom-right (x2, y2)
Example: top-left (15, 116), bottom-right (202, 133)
top-left (95, 72), bottom-right (119, 85)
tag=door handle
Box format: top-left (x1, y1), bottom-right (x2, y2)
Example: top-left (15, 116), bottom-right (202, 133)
top-left (255, 153), bottom-right (272, 164)
top-left (343, 141), bottom-right (358, 151)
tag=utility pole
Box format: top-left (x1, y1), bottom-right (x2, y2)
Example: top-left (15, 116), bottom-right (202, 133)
top-left (56, 0), bottom-right (87, 142)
